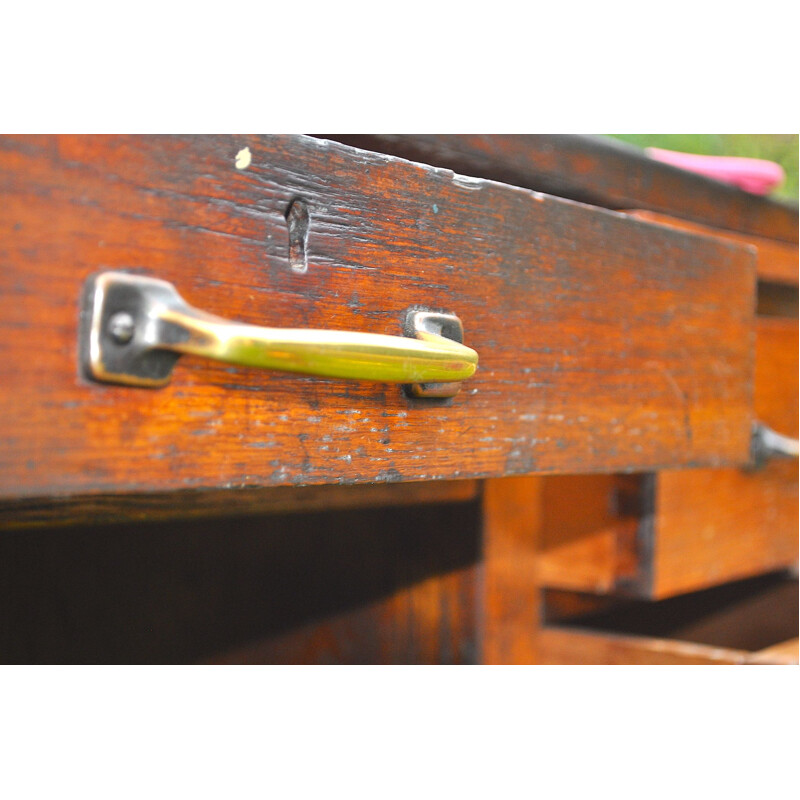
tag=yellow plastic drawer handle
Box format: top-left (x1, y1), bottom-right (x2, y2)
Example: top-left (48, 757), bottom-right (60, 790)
top-left (80, 272), bottom-right (478, 398)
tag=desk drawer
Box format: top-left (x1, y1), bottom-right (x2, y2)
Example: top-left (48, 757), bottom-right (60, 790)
top-left (0, 135), bottom-right (756, 503)
top-left (539, 573), bottom-right (798, 664)
top-left (538, 318), bottom-right (798, 598)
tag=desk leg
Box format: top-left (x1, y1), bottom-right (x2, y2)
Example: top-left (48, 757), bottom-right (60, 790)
top-left (481, 476), bottom-right (543, 664)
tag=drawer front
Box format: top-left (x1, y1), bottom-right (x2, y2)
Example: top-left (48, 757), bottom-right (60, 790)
top-left (538, 319), bottom-right (797, 598)
top-left (0, 135), bottom-right (756, 500)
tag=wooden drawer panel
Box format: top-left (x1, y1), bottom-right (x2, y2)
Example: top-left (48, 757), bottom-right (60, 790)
top-left (0, 135), bottom-right (756, 502)
top-left (539, 574), bottom-right (799, 664)
top-left (538, 317), bottom-right (798, 598)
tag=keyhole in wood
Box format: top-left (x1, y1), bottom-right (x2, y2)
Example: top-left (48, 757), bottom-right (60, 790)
top-left (285, 199), bottom-right (309, 274)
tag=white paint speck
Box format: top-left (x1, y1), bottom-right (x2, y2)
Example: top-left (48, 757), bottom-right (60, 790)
top-left (235, 147), bottom-right (251, 170)
top-left (452, 174), bottom-right (484, 190)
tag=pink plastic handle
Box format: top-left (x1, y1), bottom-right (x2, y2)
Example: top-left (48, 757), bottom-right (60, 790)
top-left (646, 147), bottom-right (785, 195)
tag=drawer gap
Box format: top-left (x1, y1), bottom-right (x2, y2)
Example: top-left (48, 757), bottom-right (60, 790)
top-left (543, 571), bottom-right (798, 653)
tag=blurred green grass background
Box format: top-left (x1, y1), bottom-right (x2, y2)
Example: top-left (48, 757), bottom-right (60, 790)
top-left (606, 134), bottom-right (798, 202)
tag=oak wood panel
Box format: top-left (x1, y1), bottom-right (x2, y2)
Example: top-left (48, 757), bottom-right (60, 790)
top-left (0, 135), bottom-right (756, 502)
top-left (625, 210), bottom-right (799, 285)
top-left (322, 135), bottom-right (799, 243)
top-left (0, 478), bottom-right (478, 530)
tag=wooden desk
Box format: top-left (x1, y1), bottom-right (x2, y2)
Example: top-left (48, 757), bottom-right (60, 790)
top-left (1, 135), bottom-right (796, 663)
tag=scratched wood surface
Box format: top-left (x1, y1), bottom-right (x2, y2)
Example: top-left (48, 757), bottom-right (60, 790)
top-left (323, 135), bottom-right (799, 243)
top-left (0, 134), bottom-right (756, 501)
top-left (536, 317), bottom-right (797, 599)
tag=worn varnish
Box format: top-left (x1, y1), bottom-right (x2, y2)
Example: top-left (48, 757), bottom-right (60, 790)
top-left (537, 317), bottom-right (798, 599)
top-left (0, 135), bottom-right (756, 500)
top-left (323, 135), bottom-right (799, 243)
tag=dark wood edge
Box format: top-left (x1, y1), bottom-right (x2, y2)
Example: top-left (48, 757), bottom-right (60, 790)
top-left (316, 134), bottom-right (798, 243)
top-left (0, 479), bottom-right (480, 530)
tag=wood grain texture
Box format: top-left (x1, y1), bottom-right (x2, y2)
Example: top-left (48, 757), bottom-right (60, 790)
top-left (651, 317), bottom-right (798, 598)
top-left (536, 318), bottom-right (797, 599)
top-left (0, 135), bottom-right (756, 502)
top-left (480, 476), bottom-right (542, 664)
top-left (0, 478), bottom-right (478, 530)
top-left (0, 497), bottom-right (481, 664)
top-left (625, 210), bottom-right (799, 285)
top-left (322, 135), bottom-right (799, 243)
